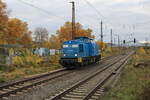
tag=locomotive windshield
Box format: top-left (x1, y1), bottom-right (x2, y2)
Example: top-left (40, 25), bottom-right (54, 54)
top-left (63, 44), bottom-right (78, 48)
top-left (63, 45), bottom-right (69, 48)
top-left (72, 44), bottom-right (78, 48)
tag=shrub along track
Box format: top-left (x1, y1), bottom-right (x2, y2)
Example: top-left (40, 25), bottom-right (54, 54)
top-left (0, 55), bottom-right (117, 99)
top-left (50, 52), bottom-right (134, 100)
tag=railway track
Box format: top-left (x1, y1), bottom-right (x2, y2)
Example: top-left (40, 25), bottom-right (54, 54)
top-left (0, 68), bottom-right (71, 98)
top-left (50, 52), bottom-right (133, 100)
top-left (82, 53), bottom-right (132, 100)
top-left (0, 55), bottom-right (117, 99)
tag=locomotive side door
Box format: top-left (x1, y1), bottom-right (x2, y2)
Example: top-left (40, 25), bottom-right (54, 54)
top-left (89, 43), bottom-right (93, 56)
top-left (79, 44), bottom-right (84, 56)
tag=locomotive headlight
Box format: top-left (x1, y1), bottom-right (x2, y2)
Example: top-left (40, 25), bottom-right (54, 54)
top-left (64, 54), bottom-right (66, 56)
top-left (75, 54), bottom-right (78, 56)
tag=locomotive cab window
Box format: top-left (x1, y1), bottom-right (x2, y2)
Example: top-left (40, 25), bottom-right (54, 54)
top-left (63, 45), bottom-right (68, 48)
top-left (79, 44), bottom-right (83, 52)
top-left (72, 44), bottom-right (78, 48)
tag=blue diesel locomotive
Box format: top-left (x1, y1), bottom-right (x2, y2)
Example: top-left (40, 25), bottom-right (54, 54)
top-left (60, 37), bottom-right (101, 69)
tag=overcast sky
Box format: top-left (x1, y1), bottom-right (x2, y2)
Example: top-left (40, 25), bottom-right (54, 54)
top-left (4, 0), bottom-right (150, 42)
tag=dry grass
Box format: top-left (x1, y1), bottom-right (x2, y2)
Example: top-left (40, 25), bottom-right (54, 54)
top-left (0, 55), bottom-right (62, 82)
top-left (103, 47), bottom-right (127, 57)
top-left (102, 48), bottom-right (150, 100)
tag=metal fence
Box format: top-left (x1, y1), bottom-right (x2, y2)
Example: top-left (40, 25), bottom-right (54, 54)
top-left (0, 44), bottom-right (61, 65)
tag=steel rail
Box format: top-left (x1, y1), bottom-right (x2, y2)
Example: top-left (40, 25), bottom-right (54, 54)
top-left (0, 55), bottom-right (119, 98)
top-left (83, 52), bottom-right (133, 100)
top-left (0, 55), bottom-right (113, 91)
top-left (50, 55), bottom-right (126, 100)
top-left (0, 68), bottom-right (66, 90)
top-left (0, 71), bottom-right (72, 98)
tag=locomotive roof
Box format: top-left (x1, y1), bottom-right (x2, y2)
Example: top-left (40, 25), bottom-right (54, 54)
top-left (75, 37), bottom-right (93, 40)
top-left (63, 37), bottom-right (95, 44)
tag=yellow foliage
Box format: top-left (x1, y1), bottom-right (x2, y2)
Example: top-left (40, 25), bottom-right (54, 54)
top-left (106, 48), bottom-right (111, 53)
top-left (9, 48), bottom-right (14, 56)
top-left (133, 47), bottom-right (150, 64)
top-left (133, 54), bottom-right (140, 62)
top-left (50, 55), bottom-right (59, 64)
top-left (4, 68), bottom-right (25, 79)
top-left (57, 22), bottom-right (94, 44)
top-left (137, 47), bottom-right (146, 55)
top-left (0, 0), bottom-right (8, 44)
top-left (5, 18), bottom-right (32, 44)
top-left (96, 40), bottom-right (108, 49)
top-left (104, 48), bottom-right (111, 57)
top-left (13, 49), bottom-right (42, 66)
top-left (13, 56), bottom-right (24, 65)
top-left (48, 35), bottom-right (61, 49)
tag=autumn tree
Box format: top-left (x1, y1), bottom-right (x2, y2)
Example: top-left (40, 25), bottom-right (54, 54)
top-left (6, 18), bottom-right (32, 45)
top-left (19, 32), bottom-right (32, 45)
top-left (34, 27), bottom-right (49, 44)
top-left (56, 22), bottom-right (95, 44)
top-left (0, 0), bottom-right (8, 44)
top-left (0, 1), bottom-right (32, 45)
top-left (48, 35), bottom-right (61, 49)
top-left (97, 40), bottom-right (108, 50)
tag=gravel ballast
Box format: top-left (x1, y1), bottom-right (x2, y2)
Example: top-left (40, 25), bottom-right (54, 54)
top-left (5, 56), bottom-right (121, 100)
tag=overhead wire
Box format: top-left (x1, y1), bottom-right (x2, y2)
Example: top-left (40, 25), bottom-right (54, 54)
top-left (82, 0), bottom-right (106, 20)
top-left (17, 0), bottom-right (66, 21)
top-left (135, 21), bottom-right (150, 25)
top-left (17, 0), bottom-right (149, 41)
top-left (83, 0), bottom-right (150, 32)
top-left (81, 0), bottom-right (118, 42)
top-left (82, 0), bottom-right (114, 28)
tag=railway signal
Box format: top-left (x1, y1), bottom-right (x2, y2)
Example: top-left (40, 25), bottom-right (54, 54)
top-left (134, 38), bottom-right (136, 43)
top-left (123, 40), bottom-right (126, 44)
